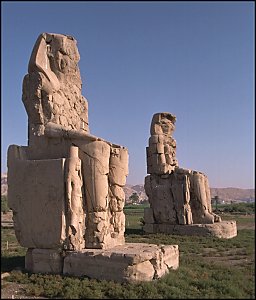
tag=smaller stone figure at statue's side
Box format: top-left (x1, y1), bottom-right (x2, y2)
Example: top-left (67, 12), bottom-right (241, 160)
top-left (190, 171), bottom-right (221, 224)
top-left (171, 172), bottom-right (193, 225)
top-left (183, 175), bottom-right (193, 224)
top-left (65, 146), bottom-right (85, 251)
top-left (145, 112), bottom-right (221, 226)
top-left (109, 146), bottom-right (128, 239)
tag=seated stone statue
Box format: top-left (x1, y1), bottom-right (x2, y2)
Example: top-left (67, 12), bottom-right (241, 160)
top-left (145, 112), bottom-right (221, 225)
top-left (8, 33), bottom-right (128, 251)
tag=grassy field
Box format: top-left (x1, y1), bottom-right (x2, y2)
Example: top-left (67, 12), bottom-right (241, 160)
top-left (1, 203), bottom-right (255, 299)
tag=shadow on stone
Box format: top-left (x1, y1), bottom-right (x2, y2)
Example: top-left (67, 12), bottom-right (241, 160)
top-left (124, 228), bottom-right (144, 235)
top-left (1, 255), bottom-right (25, 272)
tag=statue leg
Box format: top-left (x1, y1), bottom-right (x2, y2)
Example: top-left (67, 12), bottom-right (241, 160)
top-left (79, 141), bottom-right (111, 249)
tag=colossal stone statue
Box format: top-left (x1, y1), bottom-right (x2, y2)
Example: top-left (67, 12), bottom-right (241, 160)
top-left (7, 34), bottom-right (179, 282)
top-left (144, 113), bottom-right (237, 238)
top-left (8, 33), bottom-right (128, 250)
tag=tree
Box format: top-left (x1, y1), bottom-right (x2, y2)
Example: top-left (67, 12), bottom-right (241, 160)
top-left (129, 192), bottom-right (139, 204)
top-left (214, 196), bottom-right (219, 211)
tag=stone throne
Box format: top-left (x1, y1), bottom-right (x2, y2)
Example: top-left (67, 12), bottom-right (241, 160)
top-left (7, 33), bottom-right (179, 282)
top-left (143, 112), bottom-right (237, 239)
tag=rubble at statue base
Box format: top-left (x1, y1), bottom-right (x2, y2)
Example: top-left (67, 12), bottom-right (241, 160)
top-left (143, 112), bottom-right (237, 239)
top-left (7, 33), bottom-right (179, 282)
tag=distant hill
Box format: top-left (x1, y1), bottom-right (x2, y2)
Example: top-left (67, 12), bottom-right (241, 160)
top-left (123, 184), bottom-right (148, 203)
top-left (1, 173), bottom-right (254, 203)
top-left (210, 187), bottom-right (255, 203)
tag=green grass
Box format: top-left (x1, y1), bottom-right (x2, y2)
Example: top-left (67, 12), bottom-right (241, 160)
top-left (213, 202), bottom-right (255, 214)
top-left (124, 203), bottom-right (150, 209)
top-left (1, 228), bottom-right (27, 272)
top-left (124, 204), bottom-right (148, 232)
top-left (1, 207), bottom-right (255, 299)
top-left (6, 263), bottom-right (254, 299)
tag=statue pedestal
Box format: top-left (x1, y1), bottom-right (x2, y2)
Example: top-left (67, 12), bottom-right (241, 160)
top-left (25, 243), bottom-right (179, 283)
top-left (143, 221), bottom-right (237, 239)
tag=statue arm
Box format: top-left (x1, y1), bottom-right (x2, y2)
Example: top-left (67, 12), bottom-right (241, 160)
top-left (45, 122), bottom-right (104, 142)
top-left (44, 122), bottom-right (124, 149)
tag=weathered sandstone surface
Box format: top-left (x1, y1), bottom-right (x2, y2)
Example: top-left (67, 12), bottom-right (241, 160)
top-left (143, 112), bottom-right (237, 238)
top-left (7, 33), bottom-right (179, 282)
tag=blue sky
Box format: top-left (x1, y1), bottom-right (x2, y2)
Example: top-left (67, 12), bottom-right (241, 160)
top-left (1, 1), bottom-right (255, 188)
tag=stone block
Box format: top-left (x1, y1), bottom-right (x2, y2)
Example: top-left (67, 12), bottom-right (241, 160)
top-left (203, 221), bottom-right (237, 239)
top-left (125, 260), bottom-right (155, 282)
top-left (63, 243), bottom-right (179, 283)
top-left (156, 143), bottom-right (164, 153)
top-left (160, 244), bottom-right (179, 270)
top-left (144, 207), bottom-right (155, 224)
top-left (158, 223), bottom-right (175, 234)
top-left (143, 221), bottom-right (237, 239)
top-left (143, 223), bottom-right (156, 233)
top-left (7, 152), bottom-right (67, 249)
top-left (25, 249), bottom-right (63, 274)
top-left (149, 135), bottom-right (159, 144)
